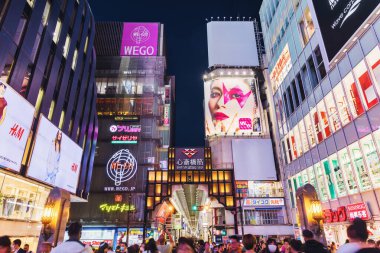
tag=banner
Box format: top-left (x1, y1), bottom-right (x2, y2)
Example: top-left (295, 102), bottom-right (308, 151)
top-left (28, 116), bottom-right (83, 193)
top-left (204, 77), bottom-right (261, 136)
top-left (120, 23), bottom-right (159, 56)
top-left (0, 81), bottom-right (34, 172)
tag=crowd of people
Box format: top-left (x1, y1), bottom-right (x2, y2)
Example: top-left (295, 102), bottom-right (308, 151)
top-left (0, 218), bottom-right (380, 253)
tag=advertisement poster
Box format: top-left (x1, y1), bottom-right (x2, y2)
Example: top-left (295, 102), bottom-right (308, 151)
top-left (28, 116), bottom-right (83, 193)
top-left (120, 23), bottom-right (159, 56)
top-left (204, 77), bottom-right (261, 136)
top-left (0, 81), bottom-right (35, 172)
top-left (270, 44), bottom-right (292, 92)
top-left (175, 148), bottom-right (205, 170)
top-left (312, 0), bottom-right (380, 61)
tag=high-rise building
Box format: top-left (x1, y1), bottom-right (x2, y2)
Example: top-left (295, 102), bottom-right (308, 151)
top-left (0, 0), bottom-right (97, 250)
top-left (69, 22), bottom-right (174, 248)
top-left (260, 0), bottom-right (380, 244)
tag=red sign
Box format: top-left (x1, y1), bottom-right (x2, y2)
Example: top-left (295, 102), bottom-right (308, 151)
top-left (323, 206), bottom-right (347, 223)
top-left (114, 194), bottom-right (123, 202)
top-left (346, 202), bottom-right (370, 221)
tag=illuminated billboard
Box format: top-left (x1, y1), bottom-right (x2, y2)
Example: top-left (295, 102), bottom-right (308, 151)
top-left (270, 44), bottom-right (292, 93)
top-left (204, 77), bottom-right (261, 136)
top-left (175, 148), bottom-right (205, 170)
top-left (0, 81), bottom-right (35, 172)
top-left (27, 116), bottom-right (83, 193)
top-left (120, 23), bottom-right (159, 56)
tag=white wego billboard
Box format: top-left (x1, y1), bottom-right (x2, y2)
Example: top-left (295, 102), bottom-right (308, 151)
top-left (28, 116), bottom-right (83, 193)
top-left (204, 77), bottom-right (261, 136)
top-left (0, 81), bottom-right (34, 172)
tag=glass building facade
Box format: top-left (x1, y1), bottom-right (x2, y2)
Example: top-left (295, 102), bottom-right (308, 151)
top-left (260, 0), bottom-right (380, 245)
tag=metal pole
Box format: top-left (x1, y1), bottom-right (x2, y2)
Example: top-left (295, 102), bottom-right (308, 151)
top-left (126, 193), bottom-right (131, 246)
top-left (239, 192), bottom-right (244, 236)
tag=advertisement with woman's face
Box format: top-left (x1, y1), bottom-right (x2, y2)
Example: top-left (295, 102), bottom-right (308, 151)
top-left (204, 77), bottom-right (261, 136)
top-left (27, 116), bottom-right (83, 193)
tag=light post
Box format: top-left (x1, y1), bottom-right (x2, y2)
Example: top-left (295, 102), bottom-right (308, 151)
top-left (310, 200), bottom-right (324, 240)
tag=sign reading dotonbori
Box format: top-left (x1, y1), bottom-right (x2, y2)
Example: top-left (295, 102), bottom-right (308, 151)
top-left (312, 0), bottom-right (380, 61)
top-left (175, 148), bottom-right (205, 170)
top-left (322, 202), bottom-right (370, 223)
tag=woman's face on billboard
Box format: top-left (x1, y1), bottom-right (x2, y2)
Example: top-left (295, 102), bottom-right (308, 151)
top-left (208, 78), bottom-right (255, 132)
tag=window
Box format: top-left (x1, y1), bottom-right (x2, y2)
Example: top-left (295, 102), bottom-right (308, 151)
top-left (360, 135), bottom-right (380, 188)
top-left (314, 46), bottom-right (326, 79)
top-left (291, 80), bottom-right (300, 107)
top-left (333, 83), bottom-right (351, 126)
top-left (298, 7), bottom-right (315, 45)
top-left (366, 46), bottom-right (380, 93)
top-left (289, 131), bottom-right (298, 159)
top-left (314, 163), bottom-right (329, 201)
top-left (311, 107), bottom-right (323, 143)
top-left (301, 65), bottom-right (312, 96)
top-left (307, 56), bottom-right (319, 89)
top-left (299, 120), bottom-right (309, 152)
top-left (342, 73), bottom-right (365, 118)
top-left (304, 114), bottom-right (316, 147)
top-left (328, 154), bottom-right (347, 197)
top-left (42, 1), bottom-right (50, 26)
top-left (337, 148), bottom-right (358, 194)
top-left (283, 92), bottom-right (290, 117)
top-left (244, 209), bottom-right (284, 225)
top-left (286, 137), bottom-right (293, 162)
top-left (296, 73), bottom-right (306, 101)
top-left (286, 86), bottom-right (295, 113)
top-left (353, 60), bottom-right (379, 109)
top-left (53, 19), bottom-right (62, 43)
top-left (349, 142), bottom-right (372, 191)
top-left (317, 100), bottom-right (331, 138)
top-left (72, 49), bottom-right (78, 69)
top-left (324, 92), bottom-right (341, 132)
top-left (63, 35), bottom-right (71, 58)
top-left (307, 166), bottom-right (318, 191)
top-left (322, 159), bottom-right (337, 199)
top-left (293, 125), bottom-right (303, 157)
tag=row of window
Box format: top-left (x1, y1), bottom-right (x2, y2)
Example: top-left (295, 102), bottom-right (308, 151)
top-left (290, 129), bottom-right (380, 203)
top-left (244, 209), bottom-right (285, 225)
top-left (96, 77), bottom-right (159, 95)
top-left (281, 46), bottom-right (380, 165)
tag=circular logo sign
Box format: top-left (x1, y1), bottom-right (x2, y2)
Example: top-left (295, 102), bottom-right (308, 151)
top-left (106, 149), bottom-right (138, 186)
top-left (130, 26), bottom-right (150, 44)
top-left (109, 125), bottom-right (117, 133)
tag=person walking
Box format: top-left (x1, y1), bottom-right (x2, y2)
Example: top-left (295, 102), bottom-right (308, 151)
top-left (301, 230), bottom-right (328, 253)
top-left (0, 236), bottom-right (11, 253)
top-left (22, 244), bottom-right (32, 253)
top-left (260, 238), bottom-right (279, 253)
top-left (330, 242), bottom-right (337, 253)
top-left (157, 231), bottom-right (174, 253)
top-left (288, 240), bottom-right (302, 253)
top-left (242, 234), bottom-right (256, 253)
top-left (144, 238), bottom-right (160, 253)
top-left (228, 236), bottom-right (241, 253)
top-left (11, 240), bottom-right (25, 253)
top-left (51, 222), bottom-right (92, 253)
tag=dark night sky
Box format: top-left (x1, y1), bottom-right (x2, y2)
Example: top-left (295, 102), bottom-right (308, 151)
top-left (90, 0), bottom-right (263, 146)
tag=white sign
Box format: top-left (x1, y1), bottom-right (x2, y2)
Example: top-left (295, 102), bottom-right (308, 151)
top-left (28, 116), bottom-right (83, 193)
top-left (106, 149), bottom-right (137, 186)
top-left (270, 44), bottom-right (292, 93)
top-left (0, 81), bottom-right (34, 172)
top-left (244, 198), bottom-right (284, 206)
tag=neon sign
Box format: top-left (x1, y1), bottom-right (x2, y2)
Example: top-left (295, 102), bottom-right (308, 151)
top-left (109, 125), bottom-right (141, 133)
top-left (99, 203), bottom-right (136, 213)
top-left (111, 135), bottom-right (138, 144)
top-left (106, 149), bottom-right (138, 186)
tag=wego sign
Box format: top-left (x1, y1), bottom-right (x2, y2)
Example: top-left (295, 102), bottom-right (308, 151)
top-left (120, 23), bottom-right (159, 56)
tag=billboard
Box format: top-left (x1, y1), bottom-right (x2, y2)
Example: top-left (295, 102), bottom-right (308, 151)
top-left (0, 81), bottom-right (35, 172)
top-left (270, 44), bottom-right (292, 92)
top-left (120, 23), bottom-right (159, 56)
top-left (207, 21), bottom-right (259, 67)
top-left (175, 148), bottom-right (205, 170)
top-left (204, 77), bottom-right (261, 136)
top-left (312, 0), bottom-right (380, 61)
top-left (232, 139), bottom-right (277, 181)
top-left (28, 116), bottom-right (83, 193)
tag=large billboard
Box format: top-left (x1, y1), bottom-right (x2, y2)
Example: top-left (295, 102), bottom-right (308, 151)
top-left (0, 81), bottom-right (35, 172)
top-left (270, 44), bottom-right (292, 93)
top-left (27, 116), bottom-right (83, 193)
top-left (175, 148), bottom-right (205, 170)
top-left (207, 21), bottom-right (259, 67)
top-left (120, 23), bottom-right (159, 56)
top-left (312, 0), bottom-right (380, 61)
top-left (204, 77), bottom-right (261, 136)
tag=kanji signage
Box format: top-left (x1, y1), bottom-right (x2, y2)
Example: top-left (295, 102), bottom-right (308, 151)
top-left (243, 198), bottom-right (285, 206)
top-left (99, 203), bottom-right (136, 213)
top-left (346, 202), bottom-right (370, 221)
top-left (323, 206), bottom-right (347, 223)
top-left (322, 202), bottom-right (370, 223)
top-left (111, 135), bottom-right (138, 144)
top-left (270, 44), bottom-right (292, 92)
top-left (109, 125), bottom-right (141, 133)
top-left (175, 148), bottom-right (205, 170)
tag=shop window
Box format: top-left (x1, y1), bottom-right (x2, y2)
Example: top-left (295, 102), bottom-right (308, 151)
top-left (307, 57), bottom-right (319, 89)
top-left (296, 172), bottom-right (304, 187)
top-left (342, 73), bottom-right (365, 118)
top-left (294, 125), bottom-right (303, 157)
top-left (53, 19), bottom-right (62, 44)
top-left (353, 60), bottom-right (379, 109)
top-left (322, 159), bottom-right (337, 199)
top-left (298, 7), bottom-right (315, 45)
top-left (286, 136), bottom-right (293, 162)
top-left (307, 166), bottom-right (318, 190)
top-left (311, 107), bottom-right (323, 143)
top-left (374, 129), bottom-right (380, 152)
top-left (299, 120), bottom-right (309, 152)
top-left (301, 170), bottom-right (309, 185)
top-left (304, 114), bottom-right (316, 147)
top-left (317, 100), bottom-right (332, 138)
top-left (296, 73), bottom-right (306, 101)
top-left (349, 142), bottom-right (372, 191)
top-left (301, 65), bottom-right (312, 96)
top-left (289, 131), bottom-right (298, 159)
top-left (281, 140), bottom-right (289, 164)
top-left (366, 46), bottom-right (380, 94)
top-left (314, 46), bottom-right (327, 79)
top-left (314, 163), bottom-right (329, 201)
top-left (328, 154), bottom-right (347, 197)
top-left (333, 83), bottom-right (351, 126)
top-left (291, 80), bottom-right (300, 107)
top-left (324, 92), bottom-right (341, 132)
top-left (360, 135), bottom-right (380, 188)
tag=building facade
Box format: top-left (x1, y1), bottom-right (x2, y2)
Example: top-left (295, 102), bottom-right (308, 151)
top-left (69, 22), bottom-right (174, 248)
top-left (260, 0), bottom-right (380, 245)
top-left (0, 0), bottom-right (97, 251)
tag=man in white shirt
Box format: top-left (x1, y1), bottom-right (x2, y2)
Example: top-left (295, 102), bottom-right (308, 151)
top-left (157, 230), bottom-right (174, 253)
top-left (51, 222), bottom-right (92, 253)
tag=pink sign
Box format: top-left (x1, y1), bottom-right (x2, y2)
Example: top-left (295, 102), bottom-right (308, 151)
top-left (120, 23), bottom-right (159, 56)
top-left (346, 202), bottom-right (370, 221)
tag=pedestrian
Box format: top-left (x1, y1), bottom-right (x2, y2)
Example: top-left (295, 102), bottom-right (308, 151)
top-left (228, 236), bottom-right (241, 253)
top-left (98, 242), bottom-right (109, 253)
top-left (157, 231), bottom-right (174, 253)
top-left (140, 243), bottom-right (146, 253)
top-left (337, 218), bottom-right (370, 253)
top-left (330, 242), bottom-right (337, 253)
top-left (280, 239), bottom-right (289, 253)
top-left (242, 234), bottom-right (256, 253)
top-left (145, 238), bottom-right (160, 253)
top-left (12, 240), bottom-right (26, 253)
top-left (288, 240), bottom-right (302, 253)
top-left (115, 245), bottom-right (121, 253)
top-left (301, 230), bottom-right (328, 253)
top-left (198, 240), bottom-right (206, 253)
top-left (0, 236), bottom-right (11, 253)
top-left (177, 238), bottom-right (196, 253)
top-left (205, 243), bottom-right (211, 253)
top-left (368, 240), bottom-right (376, 248)
top-left (376, 241), bottom-right (380, 249)
top-left (128, 245), bottom-right (139, 253)
top-left (260, 238), bottom-right (279, 253)
top-left (51, 222), bottom-right (92, 253)
top-left (108, 246), bottom-right (115, 253)
top-left (23, 244), bottom-right (32, 253)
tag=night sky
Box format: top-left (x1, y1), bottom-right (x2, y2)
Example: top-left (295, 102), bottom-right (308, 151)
top-left (90, 0), bottom-right (263, 146)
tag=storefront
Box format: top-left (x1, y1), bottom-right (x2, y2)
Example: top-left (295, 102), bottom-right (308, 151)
top-left (0, 171), bottom-right (51, 251)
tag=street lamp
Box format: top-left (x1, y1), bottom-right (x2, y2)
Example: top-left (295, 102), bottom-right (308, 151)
top-left (310, 200), bottom-right (323, 235)
top-left (41, 201), bottom-right (55, 241)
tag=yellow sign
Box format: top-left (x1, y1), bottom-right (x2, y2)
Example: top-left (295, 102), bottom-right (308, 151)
top-left (99, 203), bottom-right (136, 213)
